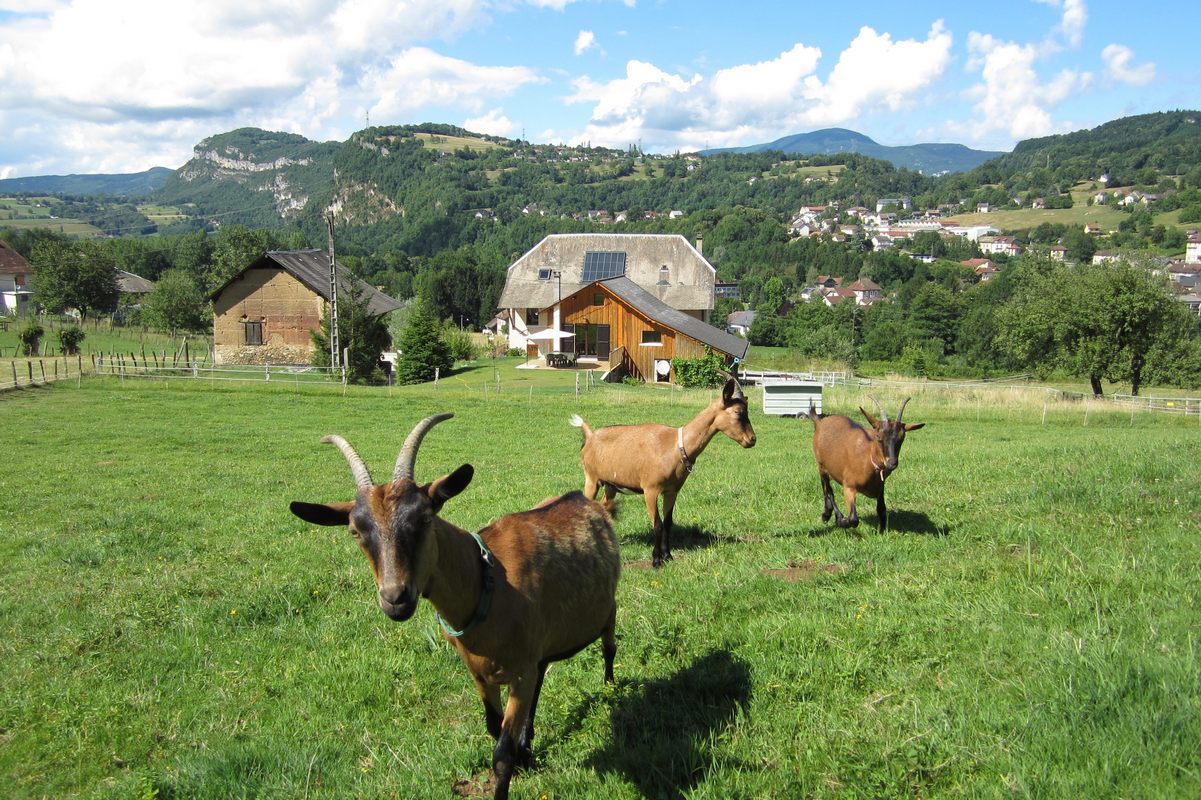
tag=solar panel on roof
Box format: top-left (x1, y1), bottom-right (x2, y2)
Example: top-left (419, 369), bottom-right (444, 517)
top-left (581, 251), bottom-right (627, 283)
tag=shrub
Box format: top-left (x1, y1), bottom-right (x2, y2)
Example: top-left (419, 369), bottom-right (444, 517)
top-left (18, 323), bottom-right (44, 356)
top-left (57, 326), bottom-right (86, 355)
top-left (442, 324), bottom-right (479, 362)
top-left (671, 348), bottom-right (727, 388)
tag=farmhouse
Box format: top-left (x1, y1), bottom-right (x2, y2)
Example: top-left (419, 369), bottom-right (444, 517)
top-left (0, 240), bottom-right (33, 316)
top-left (496, 233), bottom-right (716, 353)
top-left (550, 275), bottom-right (748, 383)
top-left (210, 249), bottom-right (401, 366)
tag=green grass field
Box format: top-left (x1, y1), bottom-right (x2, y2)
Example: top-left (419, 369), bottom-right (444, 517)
top-left (0, 196), bottom-right (105, 237)
top-left (2, 369), bottom-right (1199, 799)
top-left (0, 317), bottom-right (211, 361)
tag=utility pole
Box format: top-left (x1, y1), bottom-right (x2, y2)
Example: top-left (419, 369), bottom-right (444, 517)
top-left (327, 211), bottom-right (340, 369)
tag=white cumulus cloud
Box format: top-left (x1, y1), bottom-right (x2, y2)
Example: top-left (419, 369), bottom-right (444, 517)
top-left (364, 47), bottom-right (542, 120)
top-left (465, 107), bottom-right (519, 137)
top-left (950, 29), bottom-right (1091, 145)
top-left (574, 30), bottom-right (596, 55)
top-left (1102, 43), bottom-right (1154, 85)
top-left (567, 22), bottom-right (951, 152)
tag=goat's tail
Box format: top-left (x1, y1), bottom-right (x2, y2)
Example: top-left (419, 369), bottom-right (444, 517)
top-left (569, 413), bottom-right (593, 439)
top-left (807, 401), bottom-right (821, 423)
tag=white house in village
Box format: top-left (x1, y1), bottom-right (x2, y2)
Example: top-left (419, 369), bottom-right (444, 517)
top-left (1186, 234), bottom-right (1201, 264)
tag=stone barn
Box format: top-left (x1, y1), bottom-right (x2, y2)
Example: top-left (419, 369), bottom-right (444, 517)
top-left (210, 249), bottom-right (401, 365)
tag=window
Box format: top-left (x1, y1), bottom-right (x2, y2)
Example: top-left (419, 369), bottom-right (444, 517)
top-left (581, 251), bottom-right (627, 283)
top-left (641, 330), bottom-right (662, 345)
top-left (593, 292), bottom-right (605, 306)
top-left (244, 320), bottom-right (264, 346)
top-left (537, 268), bottom-right (552, 281)
top-left (526, 308), bottom-right (539, 325)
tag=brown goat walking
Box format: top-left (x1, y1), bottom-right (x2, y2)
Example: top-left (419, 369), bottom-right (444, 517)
top-left (808, 396), bottom-right (924, 532)
top-left (289, 413), bottom-right (620, 800)
top-left (570, 376), bottom-right (756, 567)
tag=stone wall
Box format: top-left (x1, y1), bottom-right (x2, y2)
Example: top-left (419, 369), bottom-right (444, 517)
top-left (212, 268), bottom-right (324, 365)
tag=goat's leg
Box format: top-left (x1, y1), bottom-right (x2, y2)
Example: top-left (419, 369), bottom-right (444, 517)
top-left (660, 490), bottom-right (679, 562)
top-left (492, 667), bottom-right (537, 800)
top-left (475, 678), bottom-right (504, 741)
top-left (516, 662), bottom-right (549, 769)
top-left (583, 472), bottom-right (600, 501)
top-left (819, 472), bottom-right (838, 523)
top-left (840, 485), bottom-right (860, 528)
top-left (645, 489), bottom-right (667, 568)
top-left (601, 608), bottom-right (617, 683)
top-left (876, 488), bottom-right (887, 532)
top-left (602, 484), bottom-right (619, 517)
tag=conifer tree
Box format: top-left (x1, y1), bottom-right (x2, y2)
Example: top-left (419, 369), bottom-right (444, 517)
top-left (395, 298), bottom-right (453, 385)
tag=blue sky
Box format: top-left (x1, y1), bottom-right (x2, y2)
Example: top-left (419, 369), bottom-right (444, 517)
top-left (0, 0), bottom-right (1195, 179)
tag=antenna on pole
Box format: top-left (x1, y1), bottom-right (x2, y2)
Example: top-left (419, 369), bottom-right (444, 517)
top-left (326, 211), bottom-right (340, 369)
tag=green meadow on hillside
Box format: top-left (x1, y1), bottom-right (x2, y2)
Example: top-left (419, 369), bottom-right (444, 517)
top-left (1, 371), bottom-right (1198, 799)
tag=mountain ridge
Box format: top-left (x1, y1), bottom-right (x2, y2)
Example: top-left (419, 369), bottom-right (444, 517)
top-left (0, 166), bottom-right (174, 196)
top-left (701, 127), bottom-right (1006, 174)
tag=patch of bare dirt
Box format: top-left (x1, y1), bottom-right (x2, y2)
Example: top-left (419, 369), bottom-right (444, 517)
top-left (762, 559), bottom-right (850, 582)
top-left (451, 771), bottom-right (495, 798)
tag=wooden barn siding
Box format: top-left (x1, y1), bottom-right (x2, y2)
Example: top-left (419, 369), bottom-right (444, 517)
top-left (561, 286), bottom-right (711, 382)
top-left (212, 268), bottom-right (323, 365)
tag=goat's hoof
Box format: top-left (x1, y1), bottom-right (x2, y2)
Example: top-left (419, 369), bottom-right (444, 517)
top-left (515, 746), bottom-right (534, 770)
top-left (821, 510), bottom-right (833, 522)
top-left (651, 557), bottom-right (664, 569)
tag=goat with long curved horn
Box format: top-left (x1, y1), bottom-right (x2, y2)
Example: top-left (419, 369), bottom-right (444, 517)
top-left (896, 397), bottom-right (911, 424)
top-left (291, 413), bottom-right (620, 800)
top-left (807, 396), bottom-right (925, 532)
top-left (393, 412), bottom-right (455, 482)
top-left (321, 435), bottom-right (374, 490)
top-left (867, 394), bottom-right (889, 423)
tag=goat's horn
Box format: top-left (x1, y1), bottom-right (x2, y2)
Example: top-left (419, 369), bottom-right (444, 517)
top-left (321, 435), bottom-right (374, 490)
top-left (393, 413), bottom-right (454, 482)
top-left (867, 394), bottom-right (888, 422)
top-left (896, 397), bottom-right (911, 423)
top-left (718, 370), bottom-right (744, 399)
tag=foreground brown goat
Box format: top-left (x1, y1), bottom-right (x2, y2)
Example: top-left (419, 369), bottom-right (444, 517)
top-left (808, 396), bottom-right (924, 532)
top-left (289, 413), bottom-right (620, 800)
top-left (570, 376), bottom-right (756, 567)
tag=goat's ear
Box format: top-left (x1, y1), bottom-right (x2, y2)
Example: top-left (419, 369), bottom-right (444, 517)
top-left (426, 464), bottom-right (474, 512)
top-left (860, 407), bottom-right (882, 428)
top-left (290, 500), bottom-right (354, 527)
top-left (721, 377), bottom-right (742, 406)
top-left (903, 422), bottom-right (925, 432)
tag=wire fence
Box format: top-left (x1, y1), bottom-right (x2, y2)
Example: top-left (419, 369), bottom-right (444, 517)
top-left (4, 355), bottom-right (1200, 416)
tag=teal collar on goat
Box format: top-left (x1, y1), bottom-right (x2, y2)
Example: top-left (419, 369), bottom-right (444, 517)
top-left (436, 531), bottom-right (495, 638)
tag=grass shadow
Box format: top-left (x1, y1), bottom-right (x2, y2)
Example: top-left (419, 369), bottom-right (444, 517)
top-left (804, 510), bottom-right (950, 537)
top-left (888, 509), bottom-right (951, 536)
top-left (585, 649), bottom-right (752, 799)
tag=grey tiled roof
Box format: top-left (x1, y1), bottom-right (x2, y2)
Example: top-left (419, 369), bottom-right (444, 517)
top-left (599, 276), bottom-right (749, 360)
top-left (210, 249), bottom-right (402, 317)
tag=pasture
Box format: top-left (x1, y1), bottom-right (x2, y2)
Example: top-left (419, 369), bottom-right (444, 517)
top-left (1, 371), bottom-right (1199, 799)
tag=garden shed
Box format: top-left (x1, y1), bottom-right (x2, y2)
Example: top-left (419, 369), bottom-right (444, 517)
top-left (552, 275), bottom-right (747, 384)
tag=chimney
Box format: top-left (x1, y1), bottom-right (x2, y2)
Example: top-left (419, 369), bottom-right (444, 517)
top-left (695, 235), bottom-right (704, 257)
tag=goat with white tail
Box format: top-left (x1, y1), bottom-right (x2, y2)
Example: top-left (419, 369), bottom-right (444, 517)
top-left (570, 376), bottom-right (757, 567)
